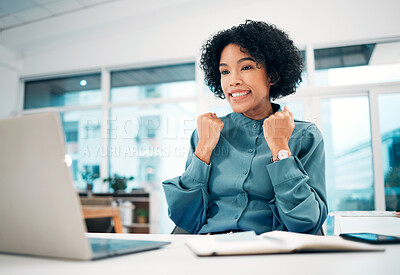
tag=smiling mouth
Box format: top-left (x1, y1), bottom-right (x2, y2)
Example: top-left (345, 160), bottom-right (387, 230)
top-left (229, 90), bottom-right (251, 99)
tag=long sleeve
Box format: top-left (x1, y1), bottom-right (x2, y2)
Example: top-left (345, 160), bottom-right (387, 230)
top-left (266, 124), bottom-right (328, 234)
top-left (163, 111), bottom-right (328, 235)
top-left (162, 130), bottom-right (211, 234)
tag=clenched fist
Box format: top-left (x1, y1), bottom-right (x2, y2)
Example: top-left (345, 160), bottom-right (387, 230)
top-left (263, 106), bottom-right (294, 157)
top-left (195, 113), bottom-right (224, 164)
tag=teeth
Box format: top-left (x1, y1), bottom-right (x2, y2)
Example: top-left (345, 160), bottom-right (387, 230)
top-left (231, 91), bottom-right (250, 98)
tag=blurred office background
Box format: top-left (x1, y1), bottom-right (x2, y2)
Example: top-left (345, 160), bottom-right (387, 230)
top-left (1, 0), bottom-right (399, 233)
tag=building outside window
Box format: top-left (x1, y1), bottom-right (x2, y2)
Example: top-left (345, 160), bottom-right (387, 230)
top-left (321, 97), bottom-right (374, 210)
top-left (378, 93), bottom-right (400, 211)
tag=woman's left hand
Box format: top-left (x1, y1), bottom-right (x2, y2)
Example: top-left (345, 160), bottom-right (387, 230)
top-left (263, 106), bottom-right (295, 157)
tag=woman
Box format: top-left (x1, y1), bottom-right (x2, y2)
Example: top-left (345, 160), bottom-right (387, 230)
top-left (163, 20), bottom-right (327, 235)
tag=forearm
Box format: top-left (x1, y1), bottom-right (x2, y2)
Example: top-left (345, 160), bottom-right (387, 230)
top-left (267, 157), bottom-right (328, 233)
top-left (162, 153), bottom-right (211, 233)
top-left (163, 179), bottom-right (209, 233)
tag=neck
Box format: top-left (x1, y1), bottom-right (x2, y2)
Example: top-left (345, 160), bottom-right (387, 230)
top-left (242, 102), bottom-right (274, 120)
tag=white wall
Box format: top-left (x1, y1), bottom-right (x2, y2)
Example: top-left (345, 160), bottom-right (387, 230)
top-left (0, 0), bottom-right (400, 116)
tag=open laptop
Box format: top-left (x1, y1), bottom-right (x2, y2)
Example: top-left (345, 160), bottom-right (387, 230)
top-left (0, 112), bottom-right (170, 260)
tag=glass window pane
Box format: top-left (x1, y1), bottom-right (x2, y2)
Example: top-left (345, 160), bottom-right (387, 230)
top-left (315, 41), bottom-right (400, 86)
top-left (109, 102), bottom-right (197, 192)
top-left (315, 44), bottom-right (375, 70)
top-left (61, 109), bottom-right (102, 191)
top-left (378, 93), bottom-right (400, 211)
top-left (111, 63), bottom-right (195, 102)
top-left (321, 96), bottom-right (374, 211)
top-left (24, 73), bottom-right (101, 109)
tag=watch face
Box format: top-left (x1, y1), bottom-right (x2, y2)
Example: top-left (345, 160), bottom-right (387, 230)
top-left (278, 150), bottom-right (289, 159)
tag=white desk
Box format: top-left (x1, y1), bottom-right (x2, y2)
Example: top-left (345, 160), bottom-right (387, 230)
top-left (1, 233), bottom-right (399, 275)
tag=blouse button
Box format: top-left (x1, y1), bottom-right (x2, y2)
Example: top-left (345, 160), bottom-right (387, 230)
top-left (253, 124), bottom-right (257, 129)
top-left (243, 170), bottom-right (248, 175)
top-left (248, 149), bottom-right (254, 153)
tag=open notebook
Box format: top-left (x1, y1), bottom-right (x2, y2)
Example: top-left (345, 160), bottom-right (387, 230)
top-left (186, 231), bottom-right (384, 256)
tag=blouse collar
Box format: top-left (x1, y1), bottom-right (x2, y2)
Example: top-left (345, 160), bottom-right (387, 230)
top-left (229, 102), bottom-right (281, 126)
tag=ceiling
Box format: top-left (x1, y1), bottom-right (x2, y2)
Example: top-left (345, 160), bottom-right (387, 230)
top-left (0, 0), bottom-right (119, 31)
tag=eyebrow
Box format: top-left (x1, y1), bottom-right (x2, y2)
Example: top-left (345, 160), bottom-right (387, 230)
top-left (219, 57), bottom-right (256, 67)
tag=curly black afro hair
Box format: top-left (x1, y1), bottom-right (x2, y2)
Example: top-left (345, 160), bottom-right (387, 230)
top-left (200, 20), bottom-right (303, 100)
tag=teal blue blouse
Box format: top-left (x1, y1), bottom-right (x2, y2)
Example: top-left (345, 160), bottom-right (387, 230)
top-left (163, 104), bottom-right (328, 235)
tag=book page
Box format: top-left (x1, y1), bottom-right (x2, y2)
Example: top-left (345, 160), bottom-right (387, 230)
top-left (186, 231), bottom-right (293, 256)
top-left (260, 231), bottom-right (382, 252)
top-left (186, 231), bottom-right (383, 256)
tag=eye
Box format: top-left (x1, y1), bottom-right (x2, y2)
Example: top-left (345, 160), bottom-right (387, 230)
top-left (242, 65), bottom-right (253, 71)
top-left (220, 70), bottom-right (230, 75)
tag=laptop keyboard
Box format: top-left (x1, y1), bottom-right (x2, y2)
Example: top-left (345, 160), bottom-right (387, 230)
top-left (88, 237), bottom-right (170, 260)
top-left (89, 238), bottom-right (145, 252)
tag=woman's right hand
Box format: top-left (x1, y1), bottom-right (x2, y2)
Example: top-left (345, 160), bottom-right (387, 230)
top-left (195, 113), bottom-right (224, 165)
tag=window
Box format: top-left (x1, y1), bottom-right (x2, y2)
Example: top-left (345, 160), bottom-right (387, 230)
top-left (314, 41), bottom-right (400, 86)
top-left (109, 102), bottom-right (196, 191)
top-left (60, 110), bottom-right (102, 190)
top-left (111, 63), bottom-right (196, 102)
top-left (23, 73), bottom-right (102, 191)
top-left (378, 93), bottom-right (400, 211)
top-left (109, 63), bottom-right (197, 192)
top-left (24, 73), bottom-right (101, 109)
top-left (321, 96), bottom-right (374, 211)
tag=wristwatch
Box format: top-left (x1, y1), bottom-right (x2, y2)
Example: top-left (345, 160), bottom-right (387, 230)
top-left (272, 149), bottom-right (292, 162)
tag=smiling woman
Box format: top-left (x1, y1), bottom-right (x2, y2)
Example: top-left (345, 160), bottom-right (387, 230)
top-left (200, 20), bottom-right (303, 101)
top-left (219, 44), bottom-right (273, 120)
top-left (163, 20), bottom-right (327, 235)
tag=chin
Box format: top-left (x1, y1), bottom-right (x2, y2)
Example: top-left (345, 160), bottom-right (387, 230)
top-left (229, 105), bottom-right (249, 114)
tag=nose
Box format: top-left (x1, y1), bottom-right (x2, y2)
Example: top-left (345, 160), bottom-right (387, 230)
top-left (229, 71), bottom-right (243, 86)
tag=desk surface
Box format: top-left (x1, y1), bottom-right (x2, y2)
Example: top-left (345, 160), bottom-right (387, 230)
top-left (1, 233), bottom-right (399, 275)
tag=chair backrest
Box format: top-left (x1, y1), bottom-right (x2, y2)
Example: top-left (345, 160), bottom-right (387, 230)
top-left (171, 226), bottom-right (190, 234)
top-left (316, 227), bottom-right (325, 235)
top-left (80, 196), bottom-right (115, 233)
top-left (80, 196), bottom-right (113, 206)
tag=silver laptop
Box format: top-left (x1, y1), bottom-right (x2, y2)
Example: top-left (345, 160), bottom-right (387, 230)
top-left (0, 112), bottom-right (170, 260)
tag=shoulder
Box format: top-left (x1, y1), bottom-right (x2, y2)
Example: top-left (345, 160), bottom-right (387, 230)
top-left (293, 119), bottom-right (323, 143)
top-left (219, 112), bottom-right (234, 123)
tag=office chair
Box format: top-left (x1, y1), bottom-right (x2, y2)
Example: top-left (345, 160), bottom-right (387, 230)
top-left (171, 226), bottom-right (190, 234)
top-left (80, 197), bottom-right (116, 233)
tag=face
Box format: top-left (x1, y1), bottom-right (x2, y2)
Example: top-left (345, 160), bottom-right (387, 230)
top-left (219, 43), bottom-right (273, 120)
